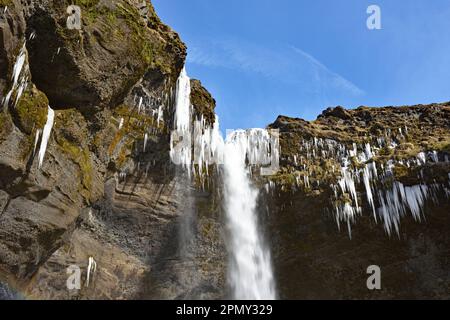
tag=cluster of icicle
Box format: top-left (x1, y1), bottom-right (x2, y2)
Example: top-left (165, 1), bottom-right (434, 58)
top-left (2, 41), bottom-right (55, 169)
top-left (86, 257), bottom-right (97, 288)
top-left (281, 135), bottom-right (450, 238)
top-left (170, 67), bottom-right (195, 171)
top-left (116, 73), bottom-right (173, 181)
top-left (170, 67), bottom-right (226, 184)
top-left (120, 88), bottom-right (167, 153)
top-left (170, 67), bottom-right (280, 181)
top-left (2, 44), bottom-right (27, 109)
top-left (169, 67), bottom-right (277, 299)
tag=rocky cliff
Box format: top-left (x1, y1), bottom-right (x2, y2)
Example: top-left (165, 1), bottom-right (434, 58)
top-left (0, 0), bottom-right (449, 300)
top-left (266, 104), bottom-right (450, 299)
top-left (0, 0), bottom-right (224, 299)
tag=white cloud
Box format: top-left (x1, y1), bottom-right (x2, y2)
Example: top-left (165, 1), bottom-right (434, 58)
top-left (290, 46), bottom-right (364, 96)
top-left (187, 38), bottom-right (364, 97)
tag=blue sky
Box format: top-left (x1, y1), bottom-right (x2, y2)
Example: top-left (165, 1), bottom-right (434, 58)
top-left (153, 0), bottom-right (450, 131)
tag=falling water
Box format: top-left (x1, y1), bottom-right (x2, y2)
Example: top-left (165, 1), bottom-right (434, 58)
top-left (170, 67), bottom-right (277, 299)
top-left (223, 130), bottom-right (276, 300)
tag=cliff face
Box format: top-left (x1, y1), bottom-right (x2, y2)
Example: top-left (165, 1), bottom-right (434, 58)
top-left (0, 1), bottom-right (449, 300)
top-left (0, 0), bottom-right (224, 299)
top-left (265, 104), bottom-right (450, 299)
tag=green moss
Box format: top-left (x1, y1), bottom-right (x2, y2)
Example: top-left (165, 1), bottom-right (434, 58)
top-left (113, 104), bottom-right (164, 135)
top-left (0, 0), bottom-right (12, 6)
top-left (108, 130), bottom-right (125, 156)
top-left (190, 80), bottom-right (216, 126)
top-left (74, 0), bottom-right (99, 7)
top-left (63, 0), bottom-right (182, 80)
top-left (430, 139), bottom-right (450, 154)
top-left (108, 103), bottom-right (166, 169)
top-left (115, 2), bottom-right (156, 66)
top-left (57, 137), bottom-right (93, 196)
top-left (270, 173), bottom-right (297, 188)
top-left (392, 164), bottom-right (409, 180)
top-left (14, 88), bottom-right (49, 134)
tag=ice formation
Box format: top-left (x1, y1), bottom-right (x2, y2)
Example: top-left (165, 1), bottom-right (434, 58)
top-left (283, 134), bottom-right (449, 237)
top-left (2, 44), bottom-right (28, 108)
top-left (85, 257), bottom-right (97, 287)
top-left (38, 106), bottom-right (55, 169)
top-left (170, 66), bottom-right (193, 171)
top-left (33, 129), bottom-right (41, 156)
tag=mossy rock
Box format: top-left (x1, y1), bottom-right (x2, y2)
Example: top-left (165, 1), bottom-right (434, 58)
top-left (0, 0), bottom-right (13, 6)
top-left (54, 108), bottom-right (89, 147)
top-left (56, 136), bottom-right (93, 198)
top-left (26, 0), bottom-right (186, 109)
top-left (190, 79), bottom-right (216, 126)
top-left (430, 138), bottom-right (450, 154)
top-left (13, 87), bottom-right (49, 135)
top-left (106, 104), bottom-right (165, 168)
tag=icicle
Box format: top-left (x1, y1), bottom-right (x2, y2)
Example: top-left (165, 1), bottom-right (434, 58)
top-left (365, 143), bottom-right (373, 160)
top-left (85, 257), bottom-right (97, 287)
top-left (137, 97), bottom-right (143, 113)
top-left (33, 129), bottom-right (41, 155)
top-left (38, 106), bottom-right (55, 169)
top-left (362, 162), bottom-right (376, 219)
top-left (12, 46), bottom-right (26, 86)
top-left (429, 151), bottom-right (439, 163)
top-left (170, 66), bottom-right (193, 172)
top-left (143, 133), bottom-right (148, 152)
top-left (376, 182), bottom-right (430, 236)
top-left (417, 152), bottom-right (426, 164)
top-left (4, 44), bottom-right (28, 108)
top-left (173, 67), bottom-right (191, 132)
top-left (157, 105), bottom-right (164, 125)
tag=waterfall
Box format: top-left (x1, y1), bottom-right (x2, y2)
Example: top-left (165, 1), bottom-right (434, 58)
top-left (170, 67), bottom-right (277, 300)
top-left (223, 130), bottom-right (276, 300)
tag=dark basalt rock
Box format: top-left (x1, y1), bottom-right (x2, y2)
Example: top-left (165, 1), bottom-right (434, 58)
top-left (319, 105), bottom-right (352, 120)
top-left (0, 0), bottom-right (26, 96)
top-left (190, 79), bottom-right (216, 126)
top-left (23, 0), bottom-right (186, 111)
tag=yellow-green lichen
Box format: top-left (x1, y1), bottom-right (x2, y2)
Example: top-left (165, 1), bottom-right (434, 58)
top-left (0, 0), bottom-right (13, 7)
top-left (108, 104), bottom-right (165, 157)
top-left (57, 136), bottom-right (93, 197)
top-left (14, 88), bottom-right (49, 134)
